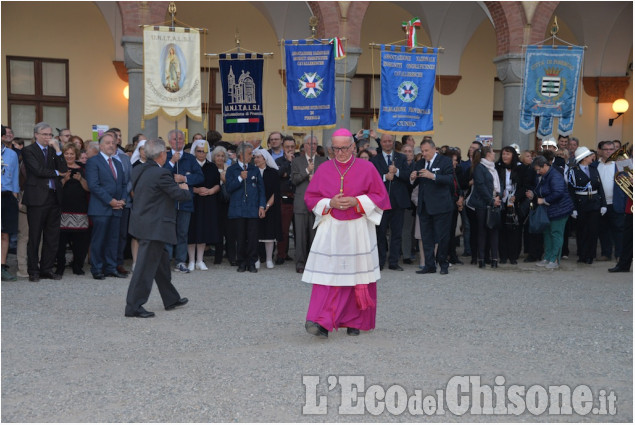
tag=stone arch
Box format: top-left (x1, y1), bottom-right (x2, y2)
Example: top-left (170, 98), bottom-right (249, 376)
top-left (307, 1), bottom-right (370, 47)
top-left (528, 1), bottom-right (559, 45)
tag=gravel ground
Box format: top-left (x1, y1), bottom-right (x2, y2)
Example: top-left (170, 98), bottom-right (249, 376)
top-left (1, 251), bottom-right (632, 422)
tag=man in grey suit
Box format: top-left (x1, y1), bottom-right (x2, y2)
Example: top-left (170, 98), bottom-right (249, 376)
top-left (290, 135), bottom-right (327, 273)
top-left (125, 139), bottom-right (191, 318)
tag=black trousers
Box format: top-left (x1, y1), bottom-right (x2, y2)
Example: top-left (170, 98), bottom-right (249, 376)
top-left (26, 191), bottom-right (61, 275)
top-left (477, 207), bottom-right (499, 261)
top-left (419, 208), bottom-right (451, 268)
top-left (56, 230), bottom-right (90, 273)
top-left (377, 207), bottom-right (404, 267)
top-left (125, 239), bottom-right (181, 315)
top-left (233, 217), bottom-right (259, 267)
top-left (448, 208), bottom-right (460, 261)
top-left (499, 222), bottom-right (522, 262)
top-left (616, 213), bottom-right (632, 269)
top-left (467, 208), bottom-right (479, 262)
top-left (576, 209), bottom-right (601, 261)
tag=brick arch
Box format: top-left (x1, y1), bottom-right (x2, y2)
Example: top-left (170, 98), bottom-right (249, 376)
top-left (528, 1), bottom-right (559, 45)
top-left (118, 1), bottom-right (170, 37)
top-left (307, 1), bottom-right (370, 48)
top-left (485, 1), bottom-right (527, 55)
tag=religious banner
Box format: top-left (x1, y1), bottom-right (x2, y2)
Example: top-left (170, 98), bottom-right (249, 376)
top-left (219, 54), bottom-right (264, 134)
top-left (378, 46), bottom-right (437, 135)
top-left (284, 41), bottom-right (336, 129)
top-left (143, 26), bottom-right (202, 120)
top-left (520, 45), bottom-right (584, 138)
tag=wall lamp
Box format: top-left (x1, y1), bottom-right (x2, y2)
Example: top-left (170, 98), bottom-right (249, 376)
top-left (609, 98), bottom-right (629, 126)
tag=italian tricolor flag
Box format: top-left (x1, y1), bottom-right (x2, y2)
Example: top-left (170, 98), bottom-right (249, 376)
top-left (225, 118), bottom-right (260, 124)
top-left (329, 37), bottom-right (345, 60)
top-left (402, 17), bottom-right (421, 49)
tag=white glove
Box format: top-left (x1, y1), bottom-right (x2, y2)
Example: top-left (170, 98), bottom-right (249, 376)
top-left (571, 210), bottom-right (578, 219)
top-left (601, 207), bottom-right (607, 216)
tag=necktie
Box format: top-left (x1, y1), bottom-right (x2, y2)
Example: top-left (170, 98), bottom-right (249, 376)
top-left (387, 154), bottom-right (391, 165)
top-left (42, 147), bottom-right (54, 190)
top-left (108, 157), bottom-right (117, 179)
top-left (42, 146), bottom-right (48, 160)
top-left (426, 161), bottom-right (431, 170)
top-left (583, 166), bottom-right (590, 178)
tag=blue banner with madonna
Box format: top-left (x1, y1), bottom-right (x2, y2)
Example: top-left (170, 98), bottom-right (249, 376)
top-left (285, 41), bottom-right (336, 129)
top-left (378, 46), bottom-right (437, 135)
top-left (219, 54), bottom-right (264, 134)
top-left (520, 46), bottom-right (584, 138)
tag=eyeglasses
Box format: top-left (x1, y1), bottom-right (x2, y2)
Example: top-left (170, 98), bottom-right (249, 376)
top-left (38, 133), bottom-right (54, 137)
top-left (195, 149), bottom-right (205, 153)
top-left (332, 144), bottom-right (353, 152)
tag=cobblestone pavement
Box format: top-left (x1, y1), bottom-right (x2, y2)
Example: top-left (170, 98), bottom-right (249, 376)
top-left (1, 252), bottom-right (632, 422)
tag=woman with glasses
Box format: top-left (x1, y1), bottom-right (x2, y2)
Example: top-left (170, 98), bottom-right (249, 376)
top-left (187, 140), bottom-right (220, 271)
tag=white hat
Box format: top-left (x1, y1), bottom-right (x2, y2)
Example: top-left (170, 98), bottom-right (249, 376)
top-left (541, 137), bottom-right (558, 150)
top-left (510, 143), bottom-right (520, 154)
top-left (574, 146), bottom-right (593, 163)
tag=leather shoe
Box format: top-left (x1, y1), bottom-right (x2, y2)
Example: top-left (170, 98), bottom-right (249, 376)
top-left (416, 267), bottom-right (436, 274)
top-left (105, 271), bottom-right (126, 278)
top-left (305, 320), bottom-right (328, 338)
top-left (608, 265), bottom-right (630, 273)
top-left (165, 297), bottom-right (188, 310)
top-left (93, 273), bottom-right (105, 280)
top-left (440, 266), bottom-right (449, 275)
top-left (275, 257), bottom-right (285, 265)
top-left (116, 265), bottom-right (130, 275)
top-left (347, 327), bottom-right (360, 336)
top-left (584, 258), bottom-right (593, 265)
top-left (125, 308), bottom-right (155, 318)
top-left (29, 274), bottom-right (40, 282)
top-left (284, 256), bottom-right (293, 261)
top-left (296, 265), bottom-right (304, 274)
top-left (40, 272), bottom-right (62, 280)
top-left (230, 261), bottom-right (238, 267)
top-left (237, 265), bottom-right (246, 272)
top-left (403, 258), bottom-right (413, 264)
top-left (248, 264), bottom-right (258, 273)
top-left (388, 264), bottom-right (404, 271)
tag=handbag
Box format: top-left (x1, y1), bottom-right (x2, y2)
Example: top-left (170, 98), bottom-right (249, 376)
top-left (486, 205), bottom-right (501, 229)
top-left (504, 204), bottom-right (519, 227)
top-left (528, 204), bottom-right (550, 234)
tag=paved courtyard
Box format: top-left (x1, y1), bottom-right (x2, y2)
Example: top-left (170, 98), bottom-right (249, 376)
top-left (1, 251), bottom-right (632, 422)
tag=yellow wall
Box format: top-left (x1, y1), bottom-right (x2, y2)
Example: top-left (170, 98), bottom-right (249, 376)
top-left (1, 2), bottom-right (128, 142)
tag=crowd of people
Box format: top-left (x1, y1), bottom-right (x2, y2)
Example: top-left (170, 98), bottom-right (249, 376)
top-left (1, 123), bottom-right (632, 288)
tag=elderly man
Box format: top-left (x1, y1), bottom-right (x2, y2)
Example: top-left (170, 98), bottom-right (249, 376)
top-left (291, 135), bottom-right (327, 273)
top-left (410, 139), bottom-right (455, 275)
top-left (85, 132), bottom-right (127, 280)
top-left (370, 133), bottom-right (412, 270)
top-left (303, 128), bottom-right (390, 338)
top-left (22, 122), bottom-right (68, 281)
top-left (163, 129), bottom-right (204, 273)
top-left (125, 138), bottom-right (191, 318)
top-left (225, 142), bottom-right (266, 273)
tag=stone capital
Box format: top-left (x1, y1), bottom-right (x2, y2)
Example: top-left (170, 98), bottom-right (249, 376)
top-left (493, 53), bottom-right (524, 86)
top-left (335, 47), bottom-right (362, 78)
top-left (122, 36), bottom-right (144, 70)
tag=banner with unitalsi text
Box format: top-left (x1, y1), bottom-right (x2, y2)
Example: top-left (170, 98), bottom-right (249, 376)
top-left (520, 45), bottom-right (584, 138)
top-left (284, 41), bottom-right (336, 130)
top-left (219, 54), bottom-right (264, 134)
top-left (143, 26), bottom-right (202, 121)
top-left (378, 46), bottom-right (437, 135)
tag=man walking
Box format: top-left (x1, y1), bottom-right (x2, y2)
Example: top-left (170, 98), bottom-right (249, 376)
top-left (125, 139), bottom-right (191, 318)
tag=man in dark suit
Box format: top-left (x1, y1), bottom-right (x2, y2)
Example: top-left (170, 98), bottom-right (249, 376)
top-left (370, 133), bottom-right (412, 270)
top-left (290, 135), bottom-right (327, 273)
top-left (22, 122), bottom-right (68, 281)
top-left (125, 138), bottom-right (191, 318)
top-left (115, 142), bottom-right (133, 276)
top-left (410, 139), bottom-right (455, 275)
top-left (163, 129), bottom-right (203, 273)
top-left (85, 132), bottom-right (127, 280)
top-left (274, 136), bottom-right (298, 265)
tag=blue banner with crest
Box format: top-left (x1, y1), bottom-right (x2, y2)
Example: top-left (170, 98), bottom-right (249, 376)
top-left (378, 46), bottom-right (437, 135)
top-left (520, 46), bottom-right (584, 138)
top-left (284, 41), bottom-right (336, 129)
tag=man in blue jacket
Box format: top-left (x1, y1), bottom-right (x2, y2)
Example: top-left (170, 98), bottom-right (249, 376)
top-left (163, 129), bottom-right (204, 273)
top-left (225, 142), bottom-right (266, 273)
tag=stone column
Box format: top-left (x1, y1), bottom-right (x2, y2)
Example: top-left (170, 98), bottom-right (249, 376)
top-left (493, 53), bottom-right (532, 150)
top-left (321, 47), bottom-right (362, 147)
top-left (122, 36), bottom-right (158, 141)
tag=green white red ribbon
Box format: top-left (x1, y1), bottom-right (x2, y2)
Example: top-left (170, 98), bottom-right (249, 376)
top-left (402, 17), bottom-right (421, 48)
top-left (329, 37), bottom-right (345, 59)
